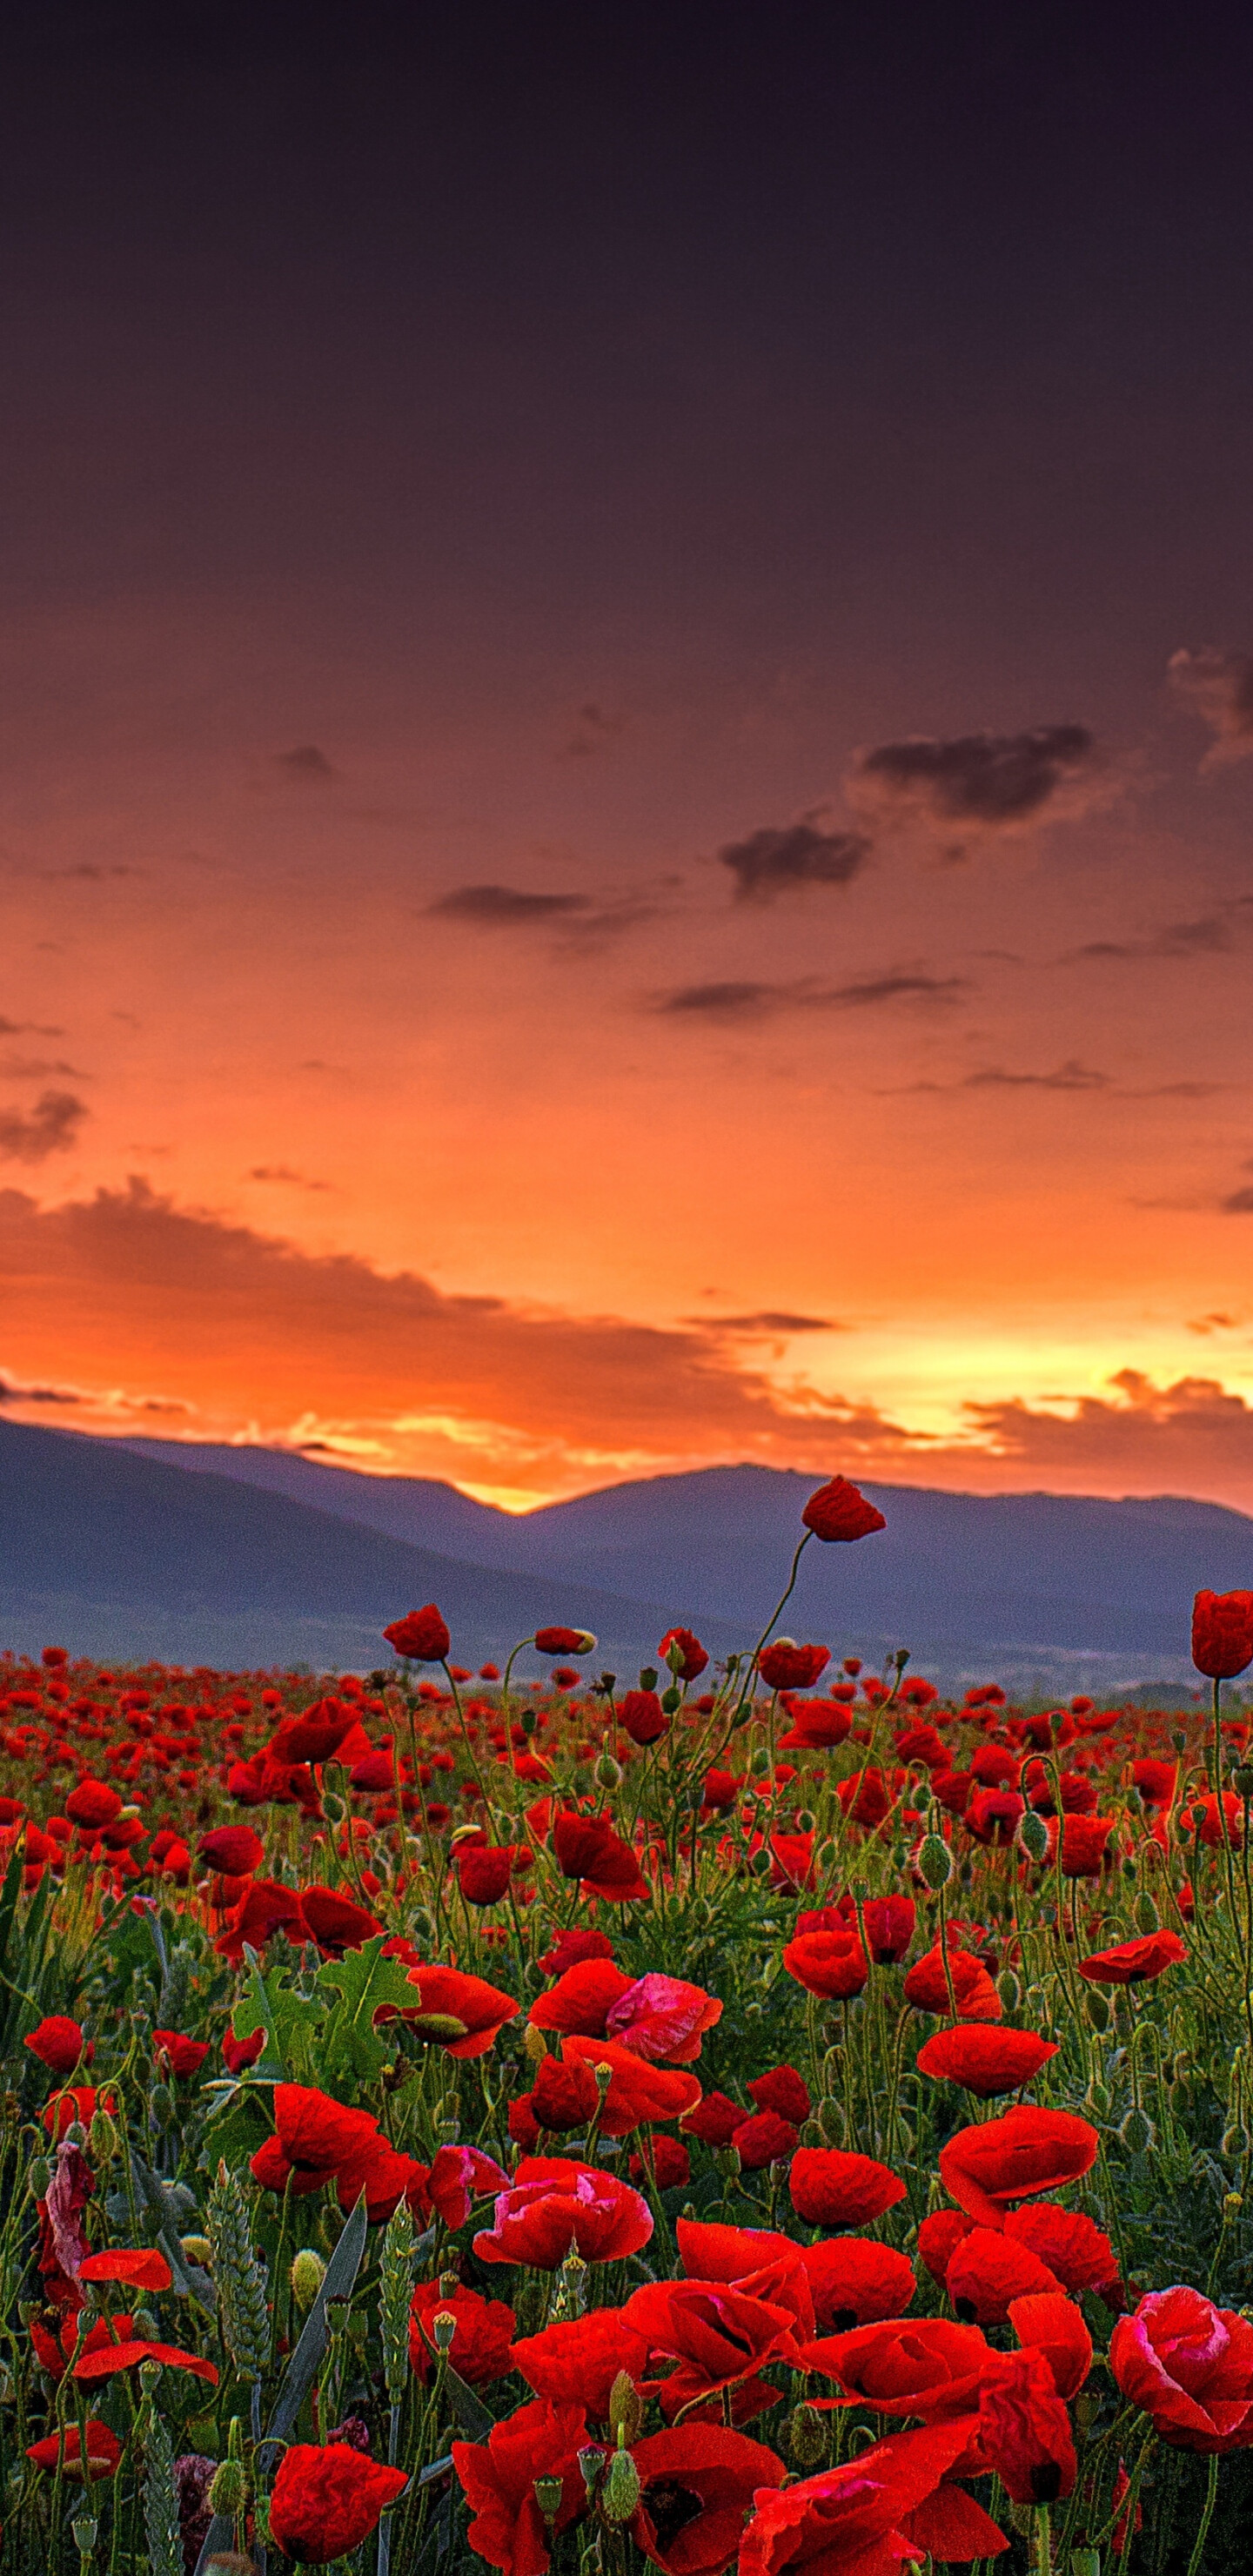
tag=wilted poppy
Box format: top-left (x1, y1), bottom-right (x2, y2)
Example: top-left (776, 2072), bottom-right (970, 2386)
top-left (915, 2024), bottom-right (1057, 2096)
top-left (268, 2442), bottom-right (409, 2564)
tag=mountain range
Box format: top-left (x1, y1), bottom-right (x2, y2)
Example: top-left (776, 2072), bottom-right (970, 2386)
top-left (0, 1416), bottom-right (1245, 1689)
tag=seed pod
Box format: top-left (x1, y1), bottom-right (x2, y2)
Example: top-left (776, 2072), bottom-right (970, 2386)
top-left (290, 2248), bottom-right (325, 2312)
top-left (70, 2518), bottom-right (97, 2563)
top-left (916, 1835), bottom-right (953, 1890)
top-left (601, 2441), bottom-right (642, 2525)
top-left (533, 2476), bottom-right (564, 2523)
top-left (430, 2310), bottom-right (457, 2353)
top-left (607, 2370), bottom-right (644, 2447)
top-left (579, 2447), bottom-right (604, 2501)
top-left (1234, 1765), bottom-right (1253, 1800)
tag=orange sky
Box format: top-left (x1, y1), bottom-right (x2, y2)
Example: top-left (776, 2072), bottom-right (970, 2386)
top-left (3, 10), bottom-right (1253, 1512)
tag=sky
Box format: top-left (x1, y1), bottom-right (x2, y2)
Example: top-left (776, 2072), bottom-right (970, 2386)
top-left (3, 0), bottom-right (1253, 1510)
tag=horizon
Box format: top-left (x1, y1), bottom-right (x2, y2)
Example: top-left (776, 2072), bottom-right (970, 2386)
top-left (3, 9), bottom-right (1253, 1511)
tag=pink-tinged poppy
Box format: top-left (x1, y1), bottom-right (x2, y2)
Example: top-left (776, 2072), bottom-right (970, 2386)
top-left (939, 2107), bottom-right (1100, 2229)
top-left (788, 2148), bottom-right (905, 2231)
top-left (1110, 2286), bottom-right (1253, 2452)
top-left (1076, 1930), bottom-right (1187, 1985)
top-left (473, 2157), bottom-right (654, 2268)
top-left (739, 2419), bottom-right (973, 2576)
top-left (559, 2036), bottom-right (702, 2136)
top-left (409, 2143), bottom-right (509, 2231)
top-left (1009, 2291), bottom-right (1093, 2401)
top-left (77, 2247), bottom-right (172, 2291)
top-left (529, 1958), bottom-right (635, 2037)
top-left (452, 2396), bottom-right (588, 2576)
top-left (915, 2024), bottom-right (1057, 2096)
top-left (606, 1973), bottom-right (723, 2064)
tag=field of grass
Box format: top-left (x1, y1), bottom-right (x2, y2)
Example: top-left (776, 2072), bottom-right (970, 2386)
top-left (1, 1477), bottom-right (1251, 2573)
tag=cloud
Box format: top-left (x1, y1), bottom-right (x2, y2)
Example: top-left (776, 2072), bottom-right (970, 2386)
top-left (963, 1059), bottom-right (1110, 1093)
top-left (248, 1166), bottom-right (332, 1192)
top-left (562, 702), bottom-right (626, 757)
top-left (427, 882), bottom-right (590, 923)
top-left (1065, 916), bottom-right (1232, 964)
top-left (953, 1370), bottom-right (1253, 1504)
top-left (1219, 1186), bottom-right (1253, 1215)
top-left (275, 745), bottom-right (336, 781)
top-left (1168, 647), bottom-right (1253, 761)
top-left (656, 971), bottom-right (968, 1017)
top-left (0, 1090), bottom-right (87, 1164)
top-left (694, 1311), bottom-right (838, 1335)
top-left (717, 820), bottom-right (872, 903)
top-left (848, 724), bottom-right (1099, 853)
top-left (0, 1016), bottom-right (64, 1037)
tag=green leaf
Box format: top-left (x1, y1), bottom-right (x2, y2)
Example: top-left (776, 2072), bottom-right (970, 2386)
top-left (439, 2362), bottom-right (494, 2439)
top-left (314, 1935), bottom-right (421, 2081)
top-left (265, 2188), bottom-right (371, 2443)
top-left (238, 1947), bottom-right (324, 2081)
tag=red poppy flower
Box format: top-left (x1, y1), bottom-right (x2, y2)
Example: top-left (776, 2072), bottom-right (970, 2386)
top-left (1110, 2285), bottom-right (1253, 2452)
top-left (199, 1823), bottom-right (265, 1875)
top-left (915, 2024), bottom-right (1057, 2096)
top-left (384, 1605), bottom-right (452, 1661)
top-left (963, 1787), bottom-right (1026, 1846)
top-left (511, 2307), bottom-right (652, 2418)
top-left (538, 1926), bottom-right (616, 1976)
top-left (26, 2421), bottom-right (122, 2481)
top-left (250, 2081), bottom-right (389, 2197)
top-left (620, 1689), bottom-right (670, 1745)
top-left (73, 2336), bottom-right (218, 2385)
top-left (975, 2345), bottom-right (1076, 2504)
top-left (631, 2135), bottom-right (691, 2190)
top-left (801, 2315), bottom-right (993, 2421)
top-left (902, 1947), bottom-right (1002, 2023)
top-left (409, 2280), bottom-right (516, 2385)
top-left (1009, 2291), bottom-right (1093, 2401)
top-left (916, 2209), bottom-right (976, 2290)
top-left (739, 2420), bottom-right (971, 2576)
top-left (1192, 1588), bottom-right (1253, 1680)
top-left (800, 1477), bottom-right (887, 1543)
top-left (606, 1975), bottom-right (723, 2065)
top-left (630, 2425), bottom-right (787, 2576)
top-left (758, 1641), bottom-right (831, 1692)
top-left (944, 2227), bottom-right (1062, 2324)
top-left (1046, 1813), bottom-right (1116, 1877)
top-left (268, 2442), bottom-right (408, 2565)
top-left (658, 1628), bottom-right (708, 1682)
top-left (1002, 2204), bottom-right (1118, 2297)
top-left (153, 2029), bottom-right (211, 2080)
top-left (458, 1844), bottom-right (520, 1906)
top-left (65, 1778), bottom-right (122, 1829)
top-left (624, 2277), bottom-right (806, 2421)
top-left (78, 2247), bottom-right (172, 2291)
top-left (1180, 1789), bottom-right (1246, 1848)
top-left (223, 2025), bottom-right (266, 2074)
top-left (213, 1875), bottom-right (305, 1962)
top-left (519, 2052), bottom-right (602, 2132)
top-left (298, 1883), bottom-right (381, 1955)
top-left (534, 1627), bottom-right (597, 1655)
top-left (778, 1701), bottom-right (853, 1752)
top-left (1077, 1929), bottom-right (1187, 1985)
top-left (939, 2106), bottom-right (1100, 2228)
top-left (747, 2066), bottom-right (811, 2125)
top-left (551, 1812), bottom-right (650, 1901)
top-left (23, 2016), bottom-right (89, 2074)
top-left (30, 2311), bottom-right (138, 2383)
top-left (857, 1895), bottom-right (916, 1963)
top-left (680, 2090), bottom-right (746, 2148)
top-left (399, 1964), bottom-right (520, 2057)
top-left (1132, 1756), bottom-right (1177, 1809)
top-left (897, 2482), bottom-right (1008, 2568)
top-left (802, 2239), bottom-right (917, 2334)
top-left (560, 2036), bottom-right (703, 2135)
top-left (43, 2084), bottom-right (109, 2142)
top-left (473, 2156), bottom-right (654, 2267)
top-left (789, 2149), bottom-right (905, 2231)
top-left (453, 2396), bottom-right (588, 2576)
top-left (730, 2110), bottom-right (799, 2171)
top-left (782, 1929), bottom-right (868, 2001)
top-left (530, 1958), bottom-right (637, 2037)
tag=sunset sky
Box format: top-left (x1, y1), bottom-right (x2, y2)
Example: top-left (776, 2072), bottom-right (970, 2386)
top-left (3, 4), bottom-right (1253, 1510)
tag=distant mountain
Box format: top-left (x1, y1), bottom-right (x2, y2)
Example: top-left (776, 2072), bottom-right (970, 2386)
top-left (0, 1420), bottom-right (706, 1673)
top-left (114, 1436), bottom-right (1250, 1690)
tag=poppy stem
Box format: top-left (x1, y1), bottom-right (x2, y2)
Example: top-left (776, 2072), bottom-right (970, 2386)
top-left (1184, 2452), bottom-right (1220, 2576)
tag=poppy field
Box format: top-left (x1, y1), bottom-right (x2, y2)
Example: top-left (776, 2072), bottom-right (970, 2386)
top-left (2, 1475), bottom-right (1253, 2575)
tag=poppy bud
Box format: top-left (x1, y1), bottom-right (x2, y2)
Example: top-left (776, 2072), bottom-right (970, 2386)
top-left (815, 1840), bottom-right (838, 1874)
top-left (748, 1747), bottom-right (773, 1778)
top-left (916, 1834), bottom-right (953, 1889)
top-left (27, 2154), bottom-right (50, 2200)
top-left (1222, 2125), bottom-right (1249, 2160)
top-left (607, 2369), bottom-right (643, 2446)
top-left (818, 2095), bottom-right (844, 2145)
top-left (1120, 2105), bottom-right (1155, 2154)
top-left (290, 2249), bottom-right (325, 2311)
top-left (788, 2403), bottom-right (827, 2466)
top-left (795, 1809), bottom-right (816, 1834)
top-left (89, 2109), bottom-right (118, 2163)
top-left (151, 2083), bottom-right (173, 2130)
top-left (1235, 1765), bottom-right (1253, 1800)
top-left (209, 2459), bottom-right (249, 2517)
top-left (595, 1755), bottom-right (622, 1788)
top-left (601, 2439), bottom-right (641, 2525)
top-left (533, 2476), bottom-right (564, 2524)
top-left (1132, 1891), bottom-right (1159, 1934)
top-left (996, 1970), bottom-right (1021, 2013)
top-left (1020, 1810), bottom-right (1050, 1863)
top-left (661, 1686), bottom-right (682, 1714)
top-left (1086, 1990), bottom-right (1110, 2032)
